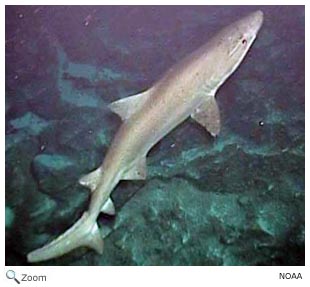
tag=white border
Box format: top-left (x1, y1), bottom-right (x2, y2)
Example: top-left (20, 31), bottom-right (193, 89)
top-left (2, 0), bottom-right (309, 5)
top-left (2, 1), bottom-right (308, 287)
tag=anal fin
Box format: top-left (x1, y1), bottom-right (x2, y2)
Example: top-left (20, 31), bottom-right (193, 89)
top-left (122, 157), bottom-right (147, 180)
top-left (100, 197), bottom-right (115, 215)
top-left (191, 96), bottom-right (221, 137)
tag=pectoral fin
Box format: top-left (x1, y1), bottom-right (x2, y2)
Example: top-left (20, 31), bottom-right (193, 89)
top-left (191, 96), bottom-right (221, 137)
top-left (108, 89), bottom-right (152, 121)
top-left (122, 157), bottom-right (147, 180)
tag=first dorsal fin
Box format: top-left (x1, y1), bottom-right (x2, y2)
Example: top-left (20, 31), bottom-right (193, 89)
top-left (108, 89), bottom-right (152, 121)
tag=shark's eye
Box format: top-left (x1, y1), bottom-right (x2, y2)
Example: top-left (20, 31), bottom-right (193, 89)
top-left (242, 39), bottom-right (247, 45)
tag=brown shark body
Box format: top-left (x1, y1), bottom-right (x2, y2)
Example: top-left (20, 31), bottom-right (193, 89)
top-left (27, 10), bottom-right (264, 262)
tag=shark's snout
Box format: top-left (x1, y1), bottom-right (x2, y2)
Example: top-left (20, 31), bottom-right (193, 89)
top-left (250, 10), bottom-right (264, 34)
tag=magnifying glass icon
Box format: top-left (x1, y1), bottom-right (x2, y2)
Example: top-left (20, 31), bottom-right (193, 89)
top-left (6, 270), bottom-right (20, 284)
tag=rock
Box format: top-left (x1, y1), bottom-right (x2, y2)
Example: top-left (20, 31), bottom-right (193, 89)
top-left (256, 201), bottom-right (298, 238)
top-left (5, 206), bottom-right (15, 229)
top-left (27, 191), bottom-right (58, 226)
top-left (32, 154), bottom-right (77, 195)
top-left (6, 131), bottom-right (30, 152)
top-left (58, 79), bottom-right (103, 108)
top-left (6, 112), bottom-right (49, 152)
top-left (56, 108), bottom-right (113, 152)
top-left (99, 178), bottom-right (246, 265)
top-left (9, 112), bottom-right (49, 136)
top-left (6, 136), bottom-right (39, 207)
top-left (98, 67), bottom-right (123, 81)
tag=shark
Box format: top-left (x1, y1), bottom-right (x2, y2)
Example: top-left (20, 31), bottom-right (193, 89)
top-left (27, 10), bottom-right (264, 262)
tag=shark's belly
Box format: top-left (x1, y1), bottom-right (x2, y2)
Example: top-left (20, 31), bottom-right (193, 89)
top-left (105, 64), bottom-right (206, 170)
top-left (122, 91), bottom-right (202, 158)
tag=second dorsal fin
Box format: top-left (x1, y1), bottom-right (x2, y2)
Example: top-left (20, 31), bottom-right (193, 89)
top-left (79, 166), bottom-right (103, 192)
top-left (108, 89), bottom-right (152, 121)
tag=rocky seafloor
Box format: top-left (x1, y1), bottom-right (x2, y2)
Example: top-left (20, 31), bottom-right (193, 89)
top-left (5, 6), bottom-right (304, 265)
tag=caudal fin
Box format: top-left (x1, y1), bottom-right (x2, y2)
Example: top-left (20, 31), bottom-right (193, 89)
top-left (27, 212), bottom-right (103, 263)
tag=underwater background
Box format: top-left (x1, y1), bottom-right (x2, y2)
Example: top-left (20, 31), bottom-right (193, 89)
top-left (5, 6), bottom-right (304, 266)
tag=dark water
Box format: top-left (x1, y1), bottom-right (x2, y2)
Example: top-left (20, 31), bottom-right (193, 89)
top-left (5, 6), bottom-right (304, 266)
